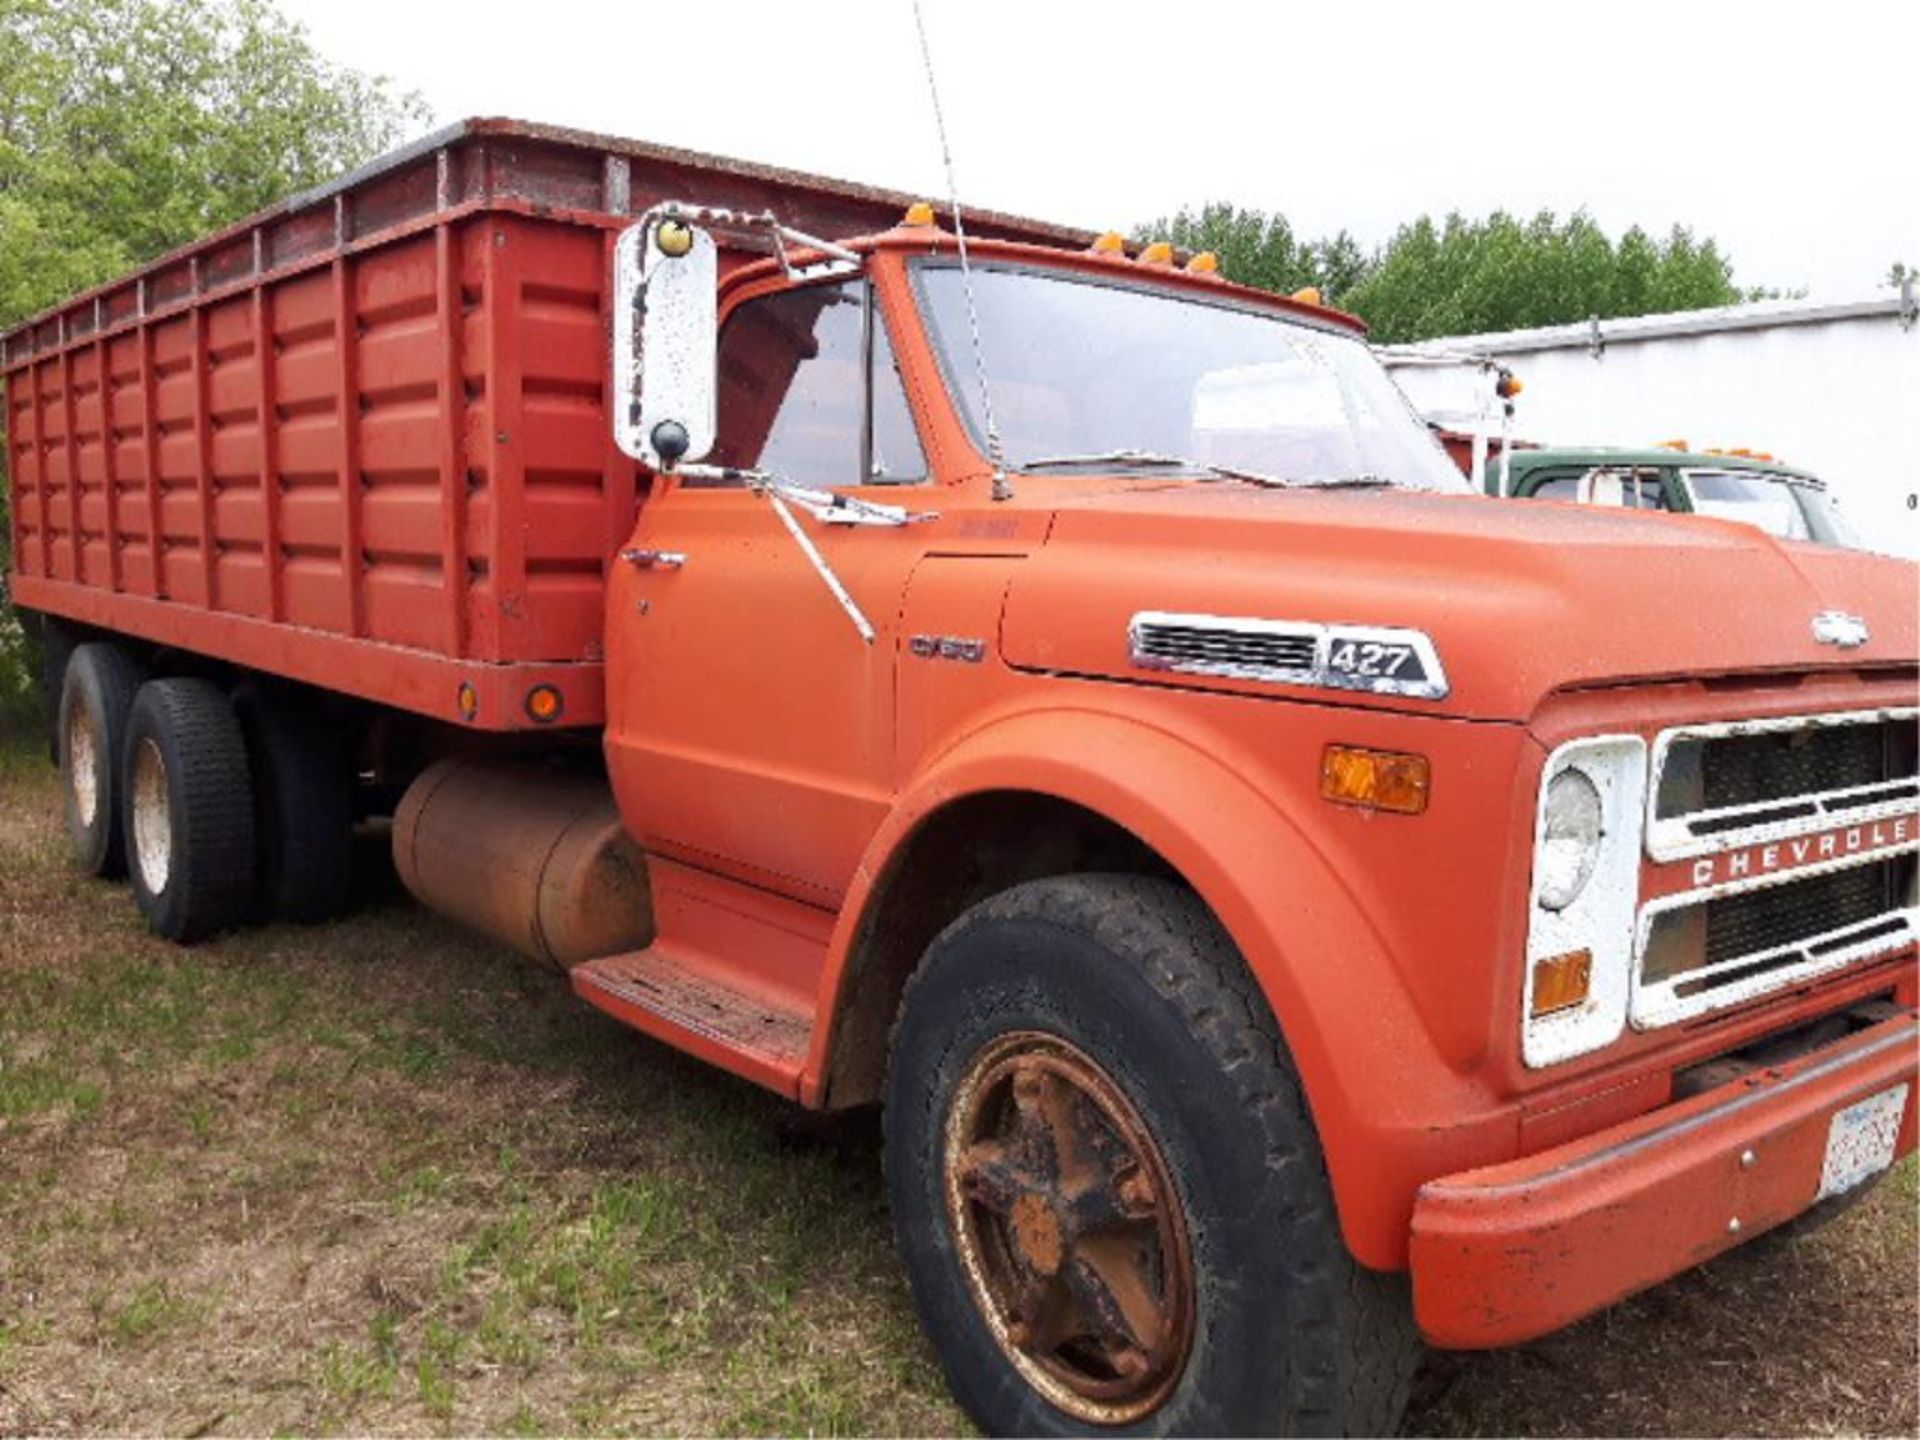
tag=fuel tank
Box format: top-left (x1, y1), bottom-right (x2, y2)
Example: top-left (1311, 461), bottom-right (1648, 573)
top-left (393, 757), bottom-right (654, 969)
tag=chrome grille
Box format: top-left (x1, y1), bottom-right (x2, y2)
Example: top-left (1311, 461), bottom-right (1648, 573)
top-left (1706, 856), bottom-right (1907, 967)
top-left (1634, 851), bottom-right (1917, 1028)
top-left (1647, 709), bottom-right (1920, 860)
top-left (1130, 619), bottom-right (1317, 677)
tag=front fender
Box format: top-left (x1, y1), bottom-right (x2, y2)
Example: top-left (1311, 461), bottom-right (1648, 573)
top-left (808, 699), bottom-right (1515, 1269)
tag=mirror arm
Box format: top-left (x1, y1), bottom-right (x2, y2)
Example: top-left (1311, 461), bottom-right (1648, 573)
top-left (637, 202), bottom-right (861, 268)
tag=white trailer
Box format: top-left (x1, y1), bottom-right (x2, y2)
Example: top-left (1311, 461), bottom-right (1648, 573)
top-left (1383, 288), bottom-right (1920, 559)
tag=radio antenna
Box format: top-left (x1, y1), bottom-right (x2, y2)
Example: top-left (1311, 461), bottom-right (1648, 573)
top-left (909, 0), bottom-right (1012, 501)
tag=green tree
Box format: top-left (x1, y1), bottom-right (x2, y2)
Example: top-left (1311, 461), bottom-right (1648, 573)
top-left (0, 0), bottom-right (427, 330)
top-left (0, 0), bottom-right (426, 726)
top-left (1137, 202), bottom-right (1747, 344)
top-left (1141, 203), bottom-right (1317, 295)
top-left (1138, 206), bottom-right (1383, 306)
top-left (1341, 210), bottom-right (1743, 343)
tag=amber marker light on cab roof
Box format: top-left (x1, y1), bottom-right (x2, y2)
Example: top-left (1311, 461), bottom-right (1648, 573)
top-left (1321, 745), bottom-right (1431, 815)
top-left (1090, 231), bottom-right (1128, 255)
top-left (902, 201), bottom-right (938, 227)
top-left (1185, 251), bottom-right (1221, 274)
top-left (1530, 949), bottom-right (1594, 1018)
top-left (1292, 286), bottom-right (1324, 306)
top-left (1138, 241), bottom-right (1175, 266)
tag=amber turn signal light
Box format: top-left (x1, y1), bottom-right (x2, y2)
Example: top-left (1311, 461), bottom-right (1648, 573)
top-left (1320, 746), bottom-right (1431, 815)
top-left (1530, 949), bottom-right (1593, 1017)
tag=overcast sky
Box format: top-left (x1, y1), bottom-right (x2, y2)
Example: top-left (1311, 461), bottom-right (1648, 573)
top-left (277, 0), bottom-right (1914, 301)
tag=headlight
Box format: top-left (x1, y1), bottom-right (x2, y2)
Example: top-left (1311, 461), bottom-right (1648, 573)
top-left (1536, 767), bottom-right (1604, 911)
top-left (1523, 736), bottom-right (1648, 1068)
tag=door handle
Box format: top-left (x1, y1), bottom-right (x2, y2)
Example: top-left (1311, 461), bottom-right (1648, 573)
top-left (621, 548), bottom-right (687, 570)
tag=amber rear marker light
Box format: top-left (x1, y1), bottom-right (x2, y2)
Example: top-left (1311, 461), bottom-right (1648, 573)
top-left (1320, 746), bottom-right (1431, 815)
top-left (1530, 949), bottom-right (1594, 1017)
top-left (525, 684), bottom-right (565, 724)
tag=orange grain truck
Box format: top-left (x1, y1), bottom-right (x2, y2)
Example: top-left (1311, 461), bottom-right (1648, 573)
top-left (6, 119), bottom-right (1917, 1436)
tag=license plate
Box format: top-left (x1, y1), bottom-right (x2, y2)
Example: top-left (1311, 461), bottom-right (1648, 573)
top-left (1817, 1084), bottom-right (1909, 1201)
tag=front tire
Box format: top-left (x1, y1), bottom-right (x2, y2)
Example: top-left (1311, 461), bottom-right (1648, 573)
top-left (122, 679), bottom-right (257, 943)
top-left (883, 875), bottom-right (1418, 1437)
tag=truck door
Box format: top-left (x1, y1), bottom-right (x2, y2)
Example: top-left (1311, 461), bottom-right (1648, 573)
top-left (605, 276), bottom-right (931, 907)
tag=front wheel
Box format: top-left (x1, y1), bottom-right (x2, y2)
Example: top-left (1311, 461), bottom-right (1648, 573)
top-left (883, 875), bottom-right (1418, 1437)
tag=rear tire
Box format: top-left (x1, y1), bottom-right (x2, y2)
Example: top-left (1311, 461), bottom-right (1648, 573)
top-left (234, 684), bottom-right (353, 923)
top-left (122, 678), bottom-right (256, 943)
top-left (883, 874), bottom-right (1419, 1437)
top-left (57, 642), bottom-right (147, 876)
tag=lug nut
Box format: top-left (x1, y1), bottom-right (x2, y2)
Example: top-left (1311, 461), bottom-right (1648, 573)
top-left (1118, 1171), bottom-right (1156, 1214)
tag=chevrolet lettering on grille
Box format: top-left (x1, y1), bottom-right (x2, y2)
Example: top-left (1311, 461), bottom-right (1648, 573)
top-left (1688, 816), bottom-right (1917, 889)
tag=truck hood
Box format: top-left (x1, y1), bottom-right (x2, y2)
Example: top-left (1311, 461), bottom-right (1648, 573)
top-left (999, 484), bottom-right (1919, 723)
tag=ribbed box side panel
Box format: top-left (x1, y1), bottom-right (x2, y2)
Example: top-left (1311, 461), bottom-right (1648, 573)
top-left (5, 211), bottom-right (638, 672)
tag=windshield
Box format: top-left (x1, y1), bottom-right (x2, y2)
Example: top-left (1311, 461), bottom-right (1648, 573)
top-left (1683, 469), bottom-right (1861, 549)
top-left (912, 262), bottom-right (1467, 491)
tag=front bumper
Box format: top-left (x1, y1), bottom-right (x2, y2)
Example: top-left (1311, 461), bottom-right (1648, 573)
top-left (1409, 1010), bottom-right (1918, 1349)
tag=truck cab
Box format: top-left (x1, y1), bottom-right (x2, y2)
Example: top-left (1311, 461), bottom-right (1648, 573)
top-left (592, 205), bottom-right (1917, 1430)
top-left (1497, 444), bottom-right (1862, 548)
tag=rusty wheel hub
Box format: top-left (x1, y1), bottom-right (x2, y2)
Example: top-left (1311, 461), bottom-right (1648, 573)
top-left (943, 1031), bottom-right (1196, 1425)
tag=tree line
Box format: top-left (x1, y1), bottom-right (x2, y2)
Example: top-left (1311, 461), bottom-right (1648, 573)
top-left (1135, 202), bottom-right (1751, 343)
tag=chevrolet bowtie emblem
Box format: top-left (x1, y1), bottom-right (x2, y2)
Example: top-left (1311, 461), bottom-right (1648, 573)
top-left (1811, 611), bottom-right (1870, 648)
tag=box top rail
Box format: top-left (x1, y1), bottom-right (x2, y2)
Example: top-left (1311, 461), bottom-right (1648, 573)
top-left (2, 115), bottom-right (1093, 368)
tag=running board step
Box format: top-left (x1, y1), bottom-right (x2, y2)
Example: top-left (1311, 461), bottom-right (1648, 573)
top-left (571, 948), bottom-right (812, 1099)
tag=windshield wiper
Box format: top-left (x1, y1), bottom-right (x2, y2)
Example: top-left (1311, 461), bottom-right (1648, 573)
top-left (1023, 450), bottom-right (1294, 489)
top-left (1298, 473), bottom-right (1395, 490)
top-left (1022, 449), bottom-right (1202, 471)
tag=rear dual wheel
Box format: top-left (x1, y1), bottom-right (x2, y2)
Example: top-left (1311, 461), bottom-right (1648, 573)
top-left (234, 684), bottom-right (354, 924)
top-left (57, 643), bottom-right (148, 877)
top-left (885, 875), bottom-right (1420, 1437)
top-left (122, 678), bottom-right (257, 943)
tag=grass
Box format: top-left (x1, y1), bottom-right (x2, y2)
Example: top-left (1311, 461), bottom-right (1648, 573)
top-left (0, 732), bottom-right (1915, 1436)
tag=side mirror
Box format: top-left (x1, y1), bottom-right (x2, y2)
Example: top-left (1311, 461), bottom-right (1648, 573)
top-left (612, 216), bottom-right (718, 469)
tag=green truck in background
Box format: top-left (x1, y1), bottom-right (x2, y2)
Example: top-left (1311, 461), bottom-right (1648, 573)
top-left (1488, 444), bottom-right (1862, 549)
